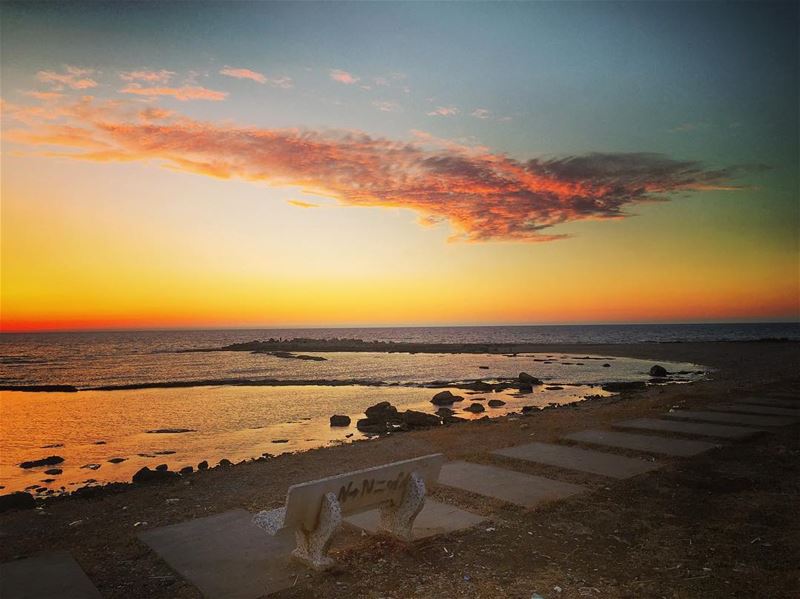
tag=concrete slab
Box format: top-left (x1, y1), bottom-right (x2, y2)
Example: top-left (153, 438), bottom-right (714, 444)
top-left (493, 442), bottom-right (660, 479)
top-left (706, 404), bottom-right (800, 418)
top-left (438, 461), bottom-right (585, 508)
top-left (734, 397), bottom-right (800, 409)
top-left (565, 430), bottom-right (719, 457)
top-left (664, 410), bottom-right (796, 427)
top-left (614, 418), bottom-right (765, 440)
top-left (345, 498), bottom-right (485, 539)
top-left (139, 509), bottom-right (303, 599)
top-left (0, 551), bottom-right (101, 599)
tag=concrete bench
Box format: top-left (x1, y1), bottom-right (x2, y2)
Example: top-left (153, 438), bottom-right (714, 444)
top-left (253, 454), bottom-right (445, 570)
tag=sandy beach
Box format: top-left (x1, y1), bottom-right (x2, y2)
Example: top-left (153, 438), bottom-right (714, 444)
top-left (1, 340), bottom-right (798, 598)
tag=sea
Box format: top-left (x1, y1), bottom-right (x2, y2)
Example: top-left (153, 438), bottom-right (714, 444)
top-left (0, 322), bottom-right (796, 495)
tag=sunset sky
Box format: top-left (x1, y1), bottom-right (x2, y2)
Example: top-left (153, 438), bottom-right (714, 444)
top-left (1, 1), bottom-right (798, 332)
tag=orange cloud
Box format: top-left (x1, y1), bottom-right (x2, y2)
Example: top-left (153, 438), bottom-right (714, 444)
top-left (287, 199), bottom-right (320, 208)
top-left (329, 69), bottom-right (359, 84)
top-left (5, 95), bottom-right (751, 242)
top-left (119, 69), bottom-right (175, 83)
top-left (219, 67), bottom-right (266, 83)
top-left (36, 66), bottom-right (97, 90)
top-left (120, 84), bottom-right (228, 101)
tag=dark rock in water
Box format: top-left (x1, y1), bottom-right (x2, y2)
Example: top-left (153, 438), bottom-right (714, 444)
top-left (217, 459), bottom-right (233, 467)
top-left (479, 366), bottom-right (489, 369)
top-left (436, 407), bottom-right (454, 417)
top-left (364, 401), bottom-right (400, 422)
top-left (461, 381), bottom-right (493, 392)
top-left (603, 363), bottom-right (611, 368)
top-left (521, 405), bottom-right (538, 414)
top-left (146, 428), bottom-right (196, 434)
top-left (19, 455), bottom-right (64, 469)
top-left (44, 468), bottom-right (62, 475)
top-left (518, 372), bottom-right (543, 385)
top-left (179, 466), bottom-right (193, 475)
top-left (545, 386), bottom-right (564, 391)
top-left (649, 365), bottom-right (668, 377)
top-left (602, 381), bottom-right (647, 392)
top-left (197, 460), bottom-right (209, 470)
top-left (41, 443), bottom-right (64, 449)
top-left (107, 458), bottom-right (127, 464)
top-left (0, 492), bottom-right (36, 513)
top-left (518, 385), bottom-right (533, 393)
top-left (402, 410), bottom-right (441, 428)
top-left (443, 415), bottom-right (468, 424)
top-left (271, 439), bottom-right (289, 444)
top-left (431, 390), bottom-right (464, 405)
top-left (488, 399), bottom-right (506, 407)
top-left (155, 464), bottom-right (168, 471)
top-left (329, 414), bottom-right (351, 427)
top-left (93, 441), bottom-right (107, 445)
top-left (345, 433), bottom-right (354, 438)
top-left (41, 478), bottom-right (55, 483)
top-left (154, 450), bottom-right (176, 455)
top-left (464, 402), bottom-right (486, 413)
top-left (356, 418), bottom-right (386, 434)
top-left (132, 467), bottom-right (179, 484)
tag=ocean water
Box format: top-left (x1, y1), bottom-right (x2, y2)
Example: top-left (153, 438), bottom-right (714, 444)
top-left (0, 322), bottom-right (793, 495)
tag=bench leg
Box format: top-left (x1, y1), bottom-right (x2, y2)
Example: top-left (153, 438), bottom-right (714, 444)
top-left (291, 491), bottom-right (342, 571)
top-left (378, 472), bottom-right (425, 542)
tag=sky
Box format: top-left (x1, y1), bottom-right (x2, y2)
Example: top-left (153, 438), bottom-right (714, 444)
top-left (1, 0), bottom-right (798, 331)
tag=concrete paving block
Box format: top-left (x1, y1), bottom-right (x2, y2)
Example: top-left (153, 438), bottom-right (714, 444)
top-left (438, 461), bottom-right (585, 508)
top-left (664, 410), bottom-right (796, 427)
top-left (493, 442), bottom-right (660, 479)
top-left (139, 509), bottom-right (303, 599)
top-left (0, 551), bottom-right (102, 599)
top-left (565, 430), bottom-right (719, 457)
top-left (614, 418), bottom-right (765, 440)
top-left (345, 498), bottom-right (485, 539)
top-left (706, 404), bottom-right (800, 418)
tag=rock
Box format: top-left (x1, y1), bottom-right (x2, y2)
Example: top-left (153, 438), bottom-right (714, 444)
top-left (518, 385), bottom-right (533, 393)
top-left (155, 464), bottom-right (168, 471)
top-left (271, 439), bottom-right (289, 443)
top-left (154, 450), bottom-right (176, 455)
top-left (545, 386), bottom-right (564, 391)
top-left (19, 455), bottom-right (64, 469)
top-left (443, 415), bottom-right (468, 424)
top-left (603, 363), bottom-right (611, 367)
top-left (93, 441), bottom-right (107, 445)
top-left (479, 366), bottom-right (489, 369)
top-left (364, 401), bottom-right (400, 423)
top-left (329, 414), bottom-right (351, 427)
top-left (402, 410), bottom-right (441, 428)
top-left (356, 418), bottom-right (386, 434)
top-left (518, 372), bottom-right (543, 385)
top-left (602, 381), bottom-right (647, 392)
top-left (464, 402), bottom-right (486, 413)
top-left (146, 428), bottom-right (196, 434)
top-left (521, 405), bottom-right (537, 414)
top-left (197, 460), bottom-right (209, 470)
top-left (430, 390), bottom-right (464, 406)
top-left (107, 457), bottom-right (127, 464)
top-left (41, 443), bottom-right (64, 449)
top-left (461, 381), bottom-right (493, 392)
top-left (43, 468), bottom-right (62, 475)
top-left (436, 407), bottom-right (454, 417)
top-left (217, 459), bottom-right (232, 467)
top-left (179, 466), bottom-right (193, 475)
top-left (488, 399), bottom-right (506, 408)
top-left (0, 492), bottom-right (35, 513)
top-left (81, 463), bottom-right (101, 470)
top-left (649, 365), bottom-right (668, 377)
top-left (132, 467), bottom-right (179, 484)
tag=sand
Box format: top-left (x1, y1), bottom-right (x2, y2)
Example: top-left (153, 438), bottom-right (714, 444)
top-left (0, 340), bottom-right (798, 598)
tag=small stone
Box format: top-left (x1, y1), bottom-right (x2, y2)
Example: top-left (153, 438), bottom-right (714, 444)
top-left (179, 466), bottom-right (193, 475)
top-left (43, 468), bottom-right (62, 475)
top-left (217, 458), bottom-right (232, 467)
top-left (107, 457), bottom-right (127, 464)
top-left (155, 464), bottom-right (168, 471)
top-left (271, 439), bottom-right (289, 444)
top-left (430, 390), bottom-right (464, 406)
top-left (197, 460), bottom-right (209, 470)
top-left (649, 365), bottom-right (668, 377)
top-left (464, 402), bottom-right (486, 413)
top-left (329, 414), bottom-right (351, 427)
top-left (488, 399), bottom-right (506, 407)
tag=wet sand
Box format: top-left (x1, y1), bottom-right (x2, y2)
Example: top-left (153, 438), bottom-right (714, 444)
top-left (0, 341), bottom-right (798, 598)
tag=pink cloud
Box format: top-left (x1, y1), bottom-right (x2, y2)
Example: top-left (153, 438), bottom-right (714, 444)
top-left (329, 69), bottom-right (359, 85)
top-left (219, 67), bottom-right (266, 84)
top-left (373, 101), bottom-right (401, 113)
top-left (120, 84), bottom-right (228, 102)
top-left (427, 105), bottom-right (459, 117)
top-left (4, 95), bottom-right (749, 243)
top-left (36, 66), bottom-right (97, 90)
top-left (471, 108), bottom-right (491, 119)
top-left (119, 69), bottom-right (175, 84)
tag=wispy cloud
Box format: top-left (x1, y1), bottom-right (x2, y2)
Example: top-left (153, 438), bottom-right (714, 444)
top-left (120, 84), bottom-right (228, 101)
top-left (329, 69), bottom-right (359, 85)
top-left (287, 199), bottom-right (320, 208)
top-left (36, 66), bottom-right (97, 90)
top-left (4, 95), bottom-right (752, 243)
top-left (471, 108), bottom-right (491, 119)
top-left (119, 69), bottom-right (175, 84)
top-left (373, 100), bottom-right (401, 113)
top-left (427, 105), bottom-right (459, 117)
top-left (219, 67), bottom-right (266, 84)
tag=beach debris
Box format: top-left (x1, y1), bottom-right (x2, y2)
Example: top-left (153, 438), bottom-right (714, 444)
top-left (19, 455), bottom-right (64, 469)
top-left (0, 492), bottom-right (36, 513)
top-left (554, 586), bottom-right (563, 593)
top-left (133, 521), bottom-right (148, 527)
top-left (107, 457), bottom-right (127, 464)
top-left (649, 365), bottom-right (668, 377)
top-left (464, 402), bottom-right (486, 413)
top-left (329, 414), bottom-right (351, 427)
top-left (44, 468), bottom-right (63, 475)
top-left (146, 428), bottom-right (196, 434)
top-left (488, 399), bottom-right (506, 407)
top-left (197, 460), bottom-right (209, 470)
top-left (430, 390), bottom-right (464, 406)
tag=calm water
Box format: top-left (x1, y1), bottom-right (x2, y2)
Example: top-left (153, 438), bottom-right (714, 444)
top-left (2, 322), bottom-right (792, 495)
